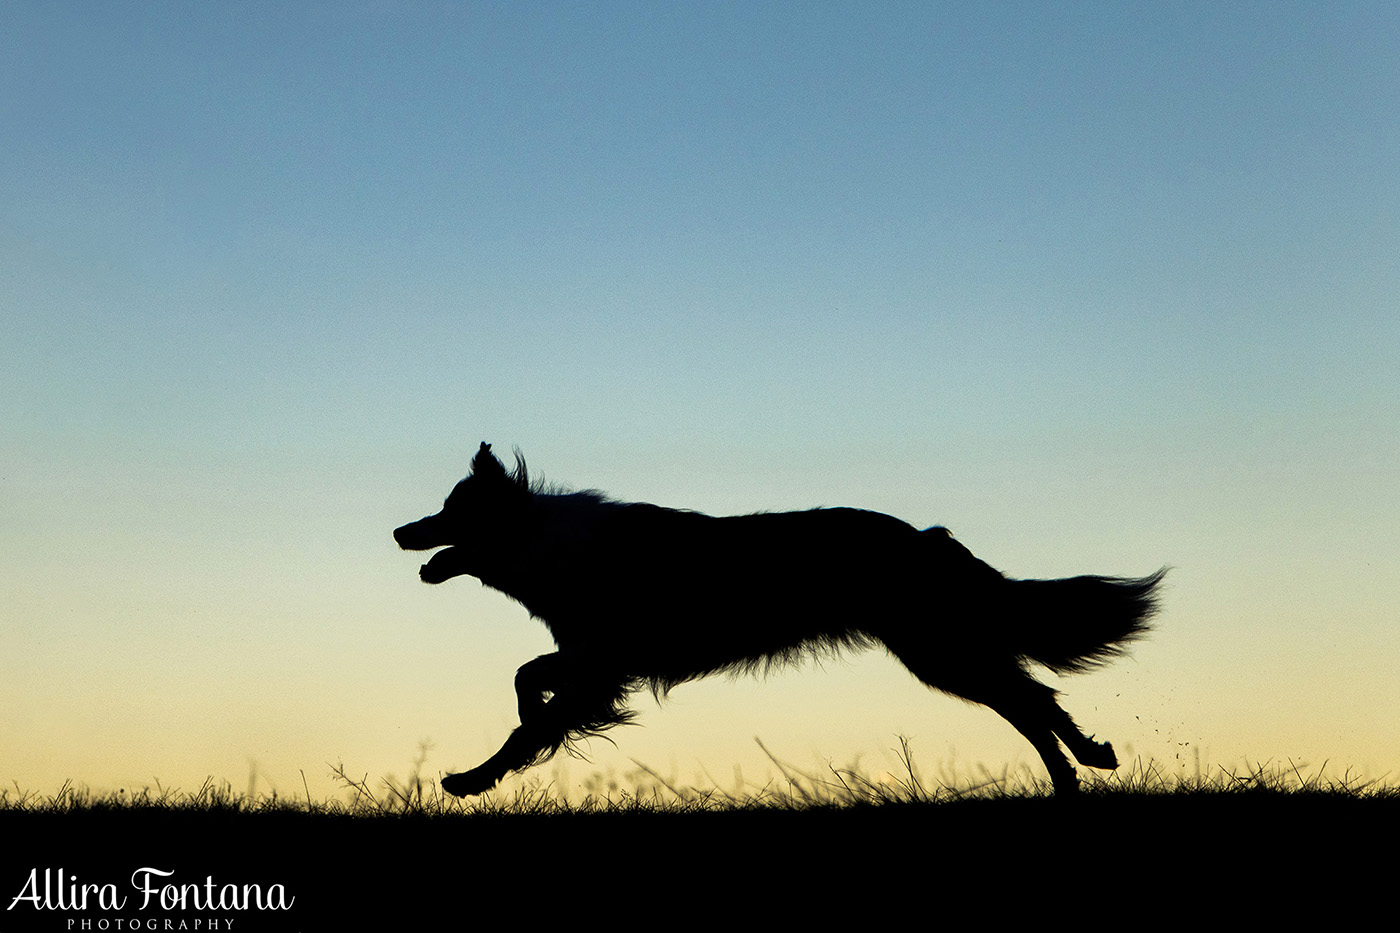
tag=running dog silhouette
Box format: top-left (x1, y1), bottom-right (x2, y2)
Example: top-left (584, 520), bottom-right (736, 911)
top-left (395, 443), bottom-right (1163, 796)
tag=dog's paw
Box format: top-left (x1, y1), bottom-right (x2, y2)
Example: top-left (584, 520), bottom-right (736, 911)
top-left (1077, 738), bottom-right (1119, 771)
top-left (441, 767), bottom-right (499, 797)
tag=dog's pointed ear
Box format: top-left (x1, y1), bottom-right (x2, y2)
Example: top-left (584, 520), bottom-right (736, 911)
top-left (471, 441), bottom-right (506, 478)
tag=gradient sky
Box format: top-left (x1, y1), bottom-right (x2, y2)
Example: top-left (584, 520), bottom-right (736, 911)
top-left (4, 2), bottom-right (1397, 801)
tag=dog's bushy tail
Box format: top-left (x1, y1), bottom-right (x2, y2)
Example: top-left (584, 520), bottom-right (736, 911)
top-left (918, 528), bottom-right (1163, 673)
top-left (1008, 570), bottom-right (1165, 674)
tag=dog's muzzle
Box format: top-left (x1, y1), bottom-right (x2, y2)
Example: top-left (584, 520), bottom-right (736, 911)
top-left (394, 517), bottom-right (440, 551)
top-left (395, 516), bottom-right (472, 584)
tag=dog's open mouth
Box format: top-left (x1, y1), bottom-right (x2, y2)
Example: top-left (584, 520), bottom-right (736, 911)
top-left (418, 546), bottom-right (472, 585)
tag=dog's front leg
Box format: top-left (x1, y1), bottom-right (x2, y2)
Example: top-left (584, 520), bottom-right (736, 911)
top-left (514, 652), bottom-right (567, 725)
top-left (439, 656), bottom-right (567, 797)
top-left (441, 669), bottom-right (636, 797)
top-left (441, 722), bottom-right (552, 796)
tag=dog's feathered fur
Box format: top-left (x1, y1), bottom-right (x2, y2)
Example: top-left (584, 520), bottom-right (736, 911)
top-left (395, 443), bottom-right (1163, 796)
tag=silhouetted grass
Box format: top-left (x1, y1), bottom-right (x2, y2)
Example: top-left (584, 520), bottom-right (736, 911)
top-left (4, 739), bottom-right (1392, 816)
top-left (3, 745), bottom-right (1393, 926)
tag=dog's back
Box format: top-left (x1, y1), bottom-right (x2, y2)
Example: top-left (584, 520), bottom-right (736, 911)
top-left (516, 503), bottom-right (926, 683)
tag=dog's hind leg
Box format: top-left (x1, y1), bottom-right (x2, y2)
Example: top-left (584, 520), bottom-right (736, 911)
top-left (963, 667), bottom-right (1120, 772)
top-left (965, 671), bottom-right (1127, 792)
top-left (886, 644), bottom-right (1086, 794)
top-left (976, 678), bottom-right (1083, 795)
top-left (1048, 704), bottom-right (1119, 771)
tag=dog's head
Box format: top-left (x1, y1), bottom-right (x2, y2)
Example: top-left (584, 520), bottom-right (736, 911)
top-left (394, 442), bottom-right (532, 584)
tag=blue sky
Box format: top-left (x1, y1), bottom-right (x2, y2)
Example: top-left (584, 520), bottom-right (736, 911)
top-left (4, 2), bottom-right (1397, 798)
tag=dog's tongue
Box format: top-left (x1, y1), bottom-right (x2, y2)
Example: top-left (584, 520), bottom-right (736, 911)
top-left (419, 546), bottom-right (472, 584)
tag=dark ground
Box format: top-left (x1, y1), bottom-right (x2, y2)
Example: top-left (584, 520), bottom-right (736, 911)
top-left (1, 794), bottom-right (1392, 930)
